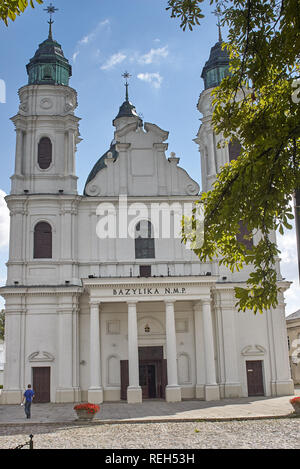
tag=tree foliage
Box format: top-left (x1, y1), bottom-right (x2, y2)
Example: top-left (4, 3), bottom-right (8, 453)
top-left (173, 0), bottom-right (300, 313)
top-left (0, 0), bottom-right (43, 25)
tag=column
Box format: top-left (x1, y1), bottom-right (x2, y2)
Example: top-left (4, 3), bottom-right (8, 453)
top-left (165, 301), bottom-right (181, 402)
top-left (219, 291), bottom-right (242, 398)
top-left (193, 302), bottom-right (205, 399)
top-left (268, 291), bottom-right (294, 396)
top-left (56, 306), bottom-right (74, 403)
top-left (202, 299), bottom-right (220, 401)
top-left (14, 129), bottom-right (23, 176)
top-left (2, 308), bottom-right (23, 404)
top-left (88, 302), bottom-right (103, 403)
top-left (127, 301), bottom-right (142, 403)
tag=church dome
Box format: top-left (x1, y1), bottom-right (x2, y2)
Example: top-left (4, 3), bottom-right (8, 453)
top-left (114, 99), bottom-right (140, 121)
top-left (83, 143), bottom-right (119, 196)
top-left (26, 26), bottom-right (72, 86)
top-left (201, 40), bottom-right (230, 90)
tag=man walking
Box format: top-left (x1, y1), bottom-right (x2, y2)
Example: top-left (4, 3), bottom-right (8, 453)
top-left (22, 384), bottom-right (35, 419)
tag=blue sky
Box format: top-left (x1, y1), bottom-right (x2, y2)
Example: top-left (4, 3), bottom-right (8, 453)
top-left (0, 0), bottom-right (298, 314)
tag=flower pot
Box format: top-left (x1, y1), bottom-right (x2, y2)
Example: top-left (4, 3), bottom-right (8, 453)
top-left (290, 399), bottom-right (300, 415)
top-left (75, 409), bottom-right (96, 421)
top-left (74, 403), bottom-right (100, 421)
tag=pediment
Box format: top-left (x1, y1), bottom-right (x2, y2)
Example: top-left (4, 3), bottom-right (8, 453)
top-left (84, 120), bottom-right (200, 197)
top-left (28, 351), bottom-right (55, 362)
top-left (241, 345), bottom-right (266, 356)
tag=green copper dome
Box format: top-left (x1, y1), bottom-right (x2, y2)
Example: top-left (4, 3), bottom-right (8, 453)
top-left (26, 27), bottom-right (72, 86)
top-left (84, 142), bottom-right (119, 195)
top-left (201, 40), bottom-right (230, 90)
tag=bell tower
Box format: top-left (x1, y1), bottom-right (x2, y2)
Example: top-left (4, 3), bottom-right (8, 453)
top-left (10, 6), bottom-right (81, 196)
top-left (194, 14), bottom-right (230, 193)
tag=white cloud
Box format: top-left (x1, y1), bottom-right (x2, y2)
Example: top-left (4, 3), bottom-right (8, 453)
top-left (0, 190), bottom-right (9, 249)
top-left (101, 52), bottom-right (127, 71)
top-left (138, 46), bottom-right (168, 65)
top-left (137, 72), bottom-right (163, 89)
top-left (72, 51), bottom-right (80, 63)
top-left (72, 19), bottom-right (110, 63)
top-left (79, 19), bottom-right (110, 45)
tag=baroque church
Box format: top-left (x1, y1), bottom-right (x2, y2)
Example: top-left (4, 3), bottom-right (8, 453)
top-left (0, 17), bottom-right (294, 405)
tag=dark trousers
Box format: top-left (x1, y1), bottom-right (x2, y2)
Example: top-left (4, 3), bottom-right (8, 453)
top-left (25, 401), bottom-right (32, 418)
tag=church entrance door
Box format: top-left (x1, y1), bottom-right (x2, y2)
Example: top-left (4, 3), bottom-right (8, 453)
top-left (120, 347), bottom-right (167, 400)
top-left (138, 346), bottom-right (167, 399)
top-left (32, 367), bottom-right (51, 403)
top-left (246, 360), bottom-right (264, 396)
top-left (139, 363), bottom-right (157, 398)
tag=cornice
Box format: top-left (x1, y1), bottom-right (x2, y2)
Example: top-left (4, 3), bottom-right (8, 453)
top-left (82, 275), bottom-right (218, 290)
top-left (0, 285), bottom-right (83, 297)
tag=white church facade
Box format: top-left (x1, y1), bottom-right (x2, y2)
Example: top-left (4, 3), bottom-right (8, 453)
top-left (0, 21), bottom-right (294, 405)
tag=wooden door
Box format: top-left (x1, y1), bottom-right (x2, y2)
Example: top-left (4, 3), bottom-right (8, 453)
top-left (32, 367), bottom-right (51, 403)
top-left (120, 360), bottom-right (129, 400)
top-left (139, 363), bottom-right (149, 398)
top-left (139, 363), bottom-right (157, 398)
top-left (161, 359), bottom-right (167, 399)
top-left (246, 360), bottom-right (264, 396)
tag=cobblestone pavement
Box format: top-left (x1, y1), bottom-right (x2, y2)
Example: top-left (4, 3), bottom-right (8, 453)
top-left (0, 418), bottom-right (299, 449)
top-left (0, 388), bottom-right (299, 449)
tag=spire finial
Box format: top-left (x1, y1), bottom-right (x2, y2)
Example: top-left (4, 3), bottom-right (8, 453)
top-left (122, 71), bottom-right (131, 102)
top-left (44, 2), bottom-right (59, 39)
top-left (213, 7), bottom-right (223, 42)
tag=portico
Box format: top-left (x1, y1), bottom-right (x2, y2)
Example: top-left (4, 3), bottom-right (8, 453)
top-left (83, 275), bottom-right (220, 404)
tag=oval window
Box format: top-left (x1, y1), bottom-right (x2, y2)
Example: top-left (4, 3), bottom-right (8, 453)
top-left (38, 137), bottom-right (52, 169)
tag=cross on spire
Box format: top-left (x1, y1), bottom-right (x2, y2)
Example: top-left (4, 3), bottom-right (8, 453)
top-left (213, 7), bottom-right (223, 42)
top-left (122, 71), bottom-right (131, 102)
top-left (44, 2), bottom-right (59, 39)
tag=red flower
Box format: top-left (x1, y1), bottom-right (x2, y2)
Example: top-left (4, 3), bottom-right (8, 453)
top-left (74, 403), bottom-right (100, 414)
top-left (290, 397), bottom-right (300, 404)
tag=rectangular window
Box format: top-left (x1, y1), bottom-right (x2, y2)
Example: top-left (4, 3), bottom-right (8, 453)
top-left (139, 265), bottom-right (151, 278)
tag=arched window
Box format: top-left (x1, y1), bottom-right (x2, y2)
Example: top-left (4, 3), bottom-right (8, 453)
top-left (236, 221), bottom-right (253, 249)
top-left (38, 137), bottom-right (52, 170)
top-left (34, 222), bottom-right (52, 259)
top-left (135, 220), bottom-right (155, 259)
